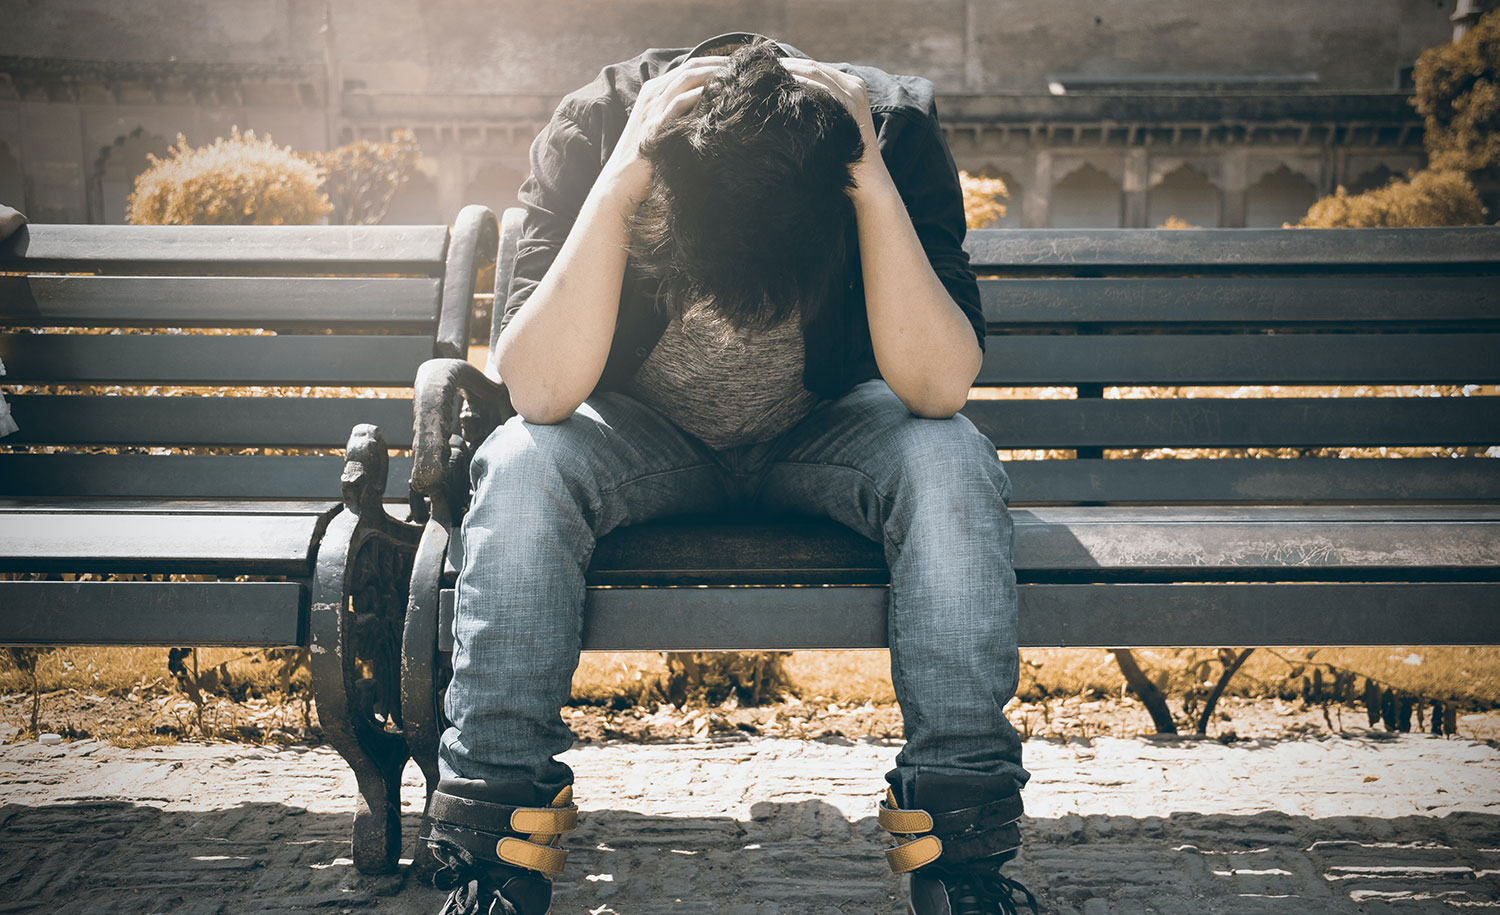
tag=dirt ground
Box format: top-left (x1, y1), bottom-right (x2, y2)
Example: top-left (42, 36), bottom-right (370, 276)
top-left (7, 687), bottom-right (1500, 911)
top-left (2, 726), bottom-right (1498, 913)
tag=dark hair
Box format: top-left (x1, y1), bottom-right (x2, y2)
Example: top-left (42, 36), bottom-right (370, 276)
top-left (627, 39), bottom-right (866, 332)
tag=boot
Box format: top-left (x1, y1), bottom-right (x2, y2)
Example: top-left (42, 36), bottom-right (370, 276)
top-left (421, 779), bottom-right (579, 915)
top-left (879, 774), bottom-right (1039, 915)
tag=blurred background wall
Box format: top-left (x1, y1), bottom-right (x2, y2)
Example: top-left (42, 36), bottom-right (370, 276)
top-left (0, 0), bottom-right (1489, 226)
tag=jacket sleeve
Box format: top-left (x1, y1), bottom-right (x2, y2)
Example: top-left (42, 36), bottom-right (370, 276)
top-left (500, 103), bottom-right (605, 340)
top-left (879, 102), bottom-right (986, 352)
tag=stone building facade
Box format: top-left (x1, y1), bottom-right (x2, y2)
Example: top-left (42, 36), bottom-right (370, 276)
top-left (0, 0), bottom-right (1475, 227)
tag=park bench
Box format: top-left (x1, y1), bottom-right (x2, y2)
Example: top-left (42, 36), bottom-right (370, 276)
top-left (398, 210), bottom-right (1500, 867)
top-left (0, 205), bottom-right (497, 875)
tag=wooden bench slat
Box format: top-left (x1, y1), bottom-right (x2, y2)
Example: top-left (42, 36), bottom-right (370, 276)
top-left (0, 276), bottom-right (443, 328)
top-left (1004, 457), bottom-right (1500, 504)
top-left (976, 333), bottom-right (1500, 385)
top-left (0, 502), bottom-right (339, 574)
top-left (0, 498), bottom-right (343, 514)
top-left (0, 224), bottom-right (450, 276)
top-left (961, 397), bottom-right (1500, 448)
top-left (0, 333), bottom-right (435, 385)
top-left (5, 395), bottom-right (415, 448)
top-left (565, 582), bottom-right (1500, 650)
top-left (1012, 505), bottom-right (1500, 574)
top-left (978, 277), bottom-right (1499, 325)
top-left (0, 454), bottom-right (412, 500)
top-left (578, 507), bottom-right (1500, 585)
top-left (963, 226), bottom-right (1500, 270)
top-left (0, 581), bottom-right (306, 647)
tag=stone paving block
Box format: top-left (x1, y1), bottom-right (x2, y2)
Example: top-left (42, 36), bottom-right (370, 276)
top-left (2, 734), bottom-right (1498, 912)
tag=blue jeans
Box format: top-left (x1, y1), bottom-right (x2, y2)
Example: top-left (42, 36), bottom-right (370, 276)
top-left (440, 378), bottom-right (1028, 801)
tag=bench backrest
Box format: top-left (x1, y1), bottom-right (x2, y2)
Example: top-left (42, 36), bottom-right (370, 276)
top-left (0, 207), bottom-right (497, 502)
top-left (960, 227), bottom-right (1499, 506)
top-left (491, 212), bottom-right (1498, 507)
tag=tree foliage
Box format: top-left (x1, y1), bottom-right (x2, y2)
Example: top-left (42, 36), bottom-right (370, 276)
top-left (127, 128), bottom-right (330, 226)
top-left (309, 129), bottom-right (421, 226)
top-left (1298, 168), bottom-right (1485, 227)
top-left (1413, 7), bottom-right (1500, 172)
top-left (959, 171), bottom-right (1009, 228)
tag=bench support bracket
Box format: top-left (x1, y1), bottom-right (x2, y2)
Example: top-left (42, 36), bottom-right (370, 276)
top-left (311, 424), bottom-right (423, 874)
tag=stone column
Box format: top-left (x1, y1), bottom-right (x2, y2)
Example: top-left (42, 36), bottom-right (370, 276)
top-left (1222, 148), bottom-right (1249, 228)
top-left (1026, 149), bottom-right (1051, 228)
top-left (1123, 148), bottom-right (1148, 228)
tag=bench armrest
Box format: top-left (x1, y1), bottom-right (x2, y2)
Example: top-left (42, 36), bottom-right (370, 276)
top-left (411, 357), bottom-right (513, 521)
top-left (435, 205), bottom-right (500, 359)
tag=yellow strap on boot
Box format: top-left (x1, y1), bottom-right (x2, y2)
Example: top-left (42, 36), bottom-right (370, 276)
top-left (885, 835), bottom-right (944, 874)
top-left (878, 788), bottom-right (942, 874)
top-left (496, 837), bottom-right (569, 875)
top-left (878, 788), bottom-right (935, 834)
top-left (496, 786), bottom-right (578, 875)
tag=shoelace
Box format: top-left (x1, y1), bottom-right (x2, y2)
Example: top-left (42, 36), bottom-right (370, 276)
top-left (944, 869), bottom-right (1041, 915)
top-left (431, 845), bottom-right (520, 915)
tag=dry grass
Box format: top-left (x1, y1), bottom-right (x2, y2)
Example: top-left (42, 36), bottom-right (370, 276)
top-left (780, 647), bottom-right (1500, 707)
top-left (6, 645), bottom-right (1497, 741)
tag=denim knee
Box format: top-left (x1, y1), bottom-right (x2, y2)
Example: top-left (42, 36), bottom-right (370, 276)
top-left (469, 415), bottom-right (610, 523)
top-left (884, 414), bottom-right (1011, 508)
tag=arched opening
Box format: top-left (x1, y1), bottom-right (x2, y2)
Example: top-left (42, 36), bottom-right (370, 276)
top-left (1049, 163), bottom-right (1121, 228)
top-left (1149, 163), bottom-right (1220, 228)
top-left (383, 168), bottom-right (441, 225)
top-left (1245, 164), bottom-right (1319, 228)
top-left (95, 128), bottom-right (170, 224)
top-left (465, 160), bottom-right (526, 217)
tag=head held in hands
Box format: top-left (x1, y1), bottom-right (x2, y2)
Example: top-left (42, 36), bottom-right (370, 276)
top-left (628, 39), bottom-right (866, 333)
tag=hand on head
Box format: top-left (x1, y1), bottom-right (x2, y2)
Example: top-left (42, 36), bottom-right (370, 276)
top-left (778, 58), bottom-right (878, 148)
top-left (603, 48), bottom-right (880, 200)
top-left (604, 56), bottom-right (730, 198)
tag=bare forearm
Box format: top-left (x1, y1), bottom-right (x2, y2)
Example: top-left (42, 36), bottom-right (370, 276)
top-left (495, 59), bottom-right (722, 425)
top-left (853, 165), bottom-right (982, 418)
top-left (493, 177), bottom-right (639, 424)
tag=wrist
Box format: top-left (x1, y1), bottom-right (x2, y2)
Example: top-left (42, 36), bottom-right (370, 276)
top-left (850, 156), bottom-right (899, 207)
top-left (594, 158), bottom-right (652, 208)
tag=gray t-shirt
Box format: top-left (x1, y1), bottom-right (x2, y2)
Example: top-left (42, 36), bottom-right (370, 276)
top-left (624, 301), bottom-right (823, 451)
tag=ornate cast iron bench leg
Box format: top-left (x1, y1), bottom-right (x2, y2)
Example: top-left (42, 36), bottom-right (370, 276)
top-left (311, 424), bottom-right (424, 874)
top-left (402, 515), bottom-right (452, 883)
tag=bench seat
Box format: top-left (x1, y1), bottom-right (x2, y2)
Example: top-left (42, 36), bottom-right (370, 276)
top-left (582, 506), bottom-right (1500, 582)
top-left (433, 506), bottom-right (1500, 651)
top-left (0, 499), bottom-right (340, 576)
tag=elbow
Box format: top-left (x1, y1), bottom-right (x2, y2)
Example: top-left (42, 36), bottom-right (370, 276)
top-left (505, 387), bottom-right (580, 425)
top-left (898, 379), bottom-right (972, 420)
top-left (494, 372), bottom-right (578, 425)
top-left (494, 343), bottom-right (581, 424)
top-left (898, 348), bottom-right (980, 419)
top-left (908, 393), bottom-right (968, 420)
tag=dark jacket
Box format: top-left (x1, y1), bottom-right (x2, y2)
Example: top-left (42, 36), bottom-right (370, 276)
top-left (502, 32), bottom-right (984, 403)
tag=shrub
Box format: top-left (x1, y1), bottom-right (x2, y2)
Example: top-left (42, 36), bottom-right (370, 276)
top-left (127, 128), bottom-right (331, 226)
top-left (309, 129), bottom-right (420, 225)
top-left (1297, 168), bottom-right (1485, 227)
top-left (1413, 8), bottom-right (1500, 173)
top-left (959, 171), bottom-right (1009, 228)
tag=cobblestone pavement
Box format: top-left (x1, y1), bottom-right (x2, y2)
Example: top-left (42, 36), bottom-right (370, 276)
top-left (1, 733), bottom-right (1497, 913)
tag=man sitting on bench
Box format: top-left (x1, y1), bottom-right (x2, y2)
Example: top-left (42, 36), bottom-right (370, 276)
top-left (423, 34), bottom-right (1037, 915)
